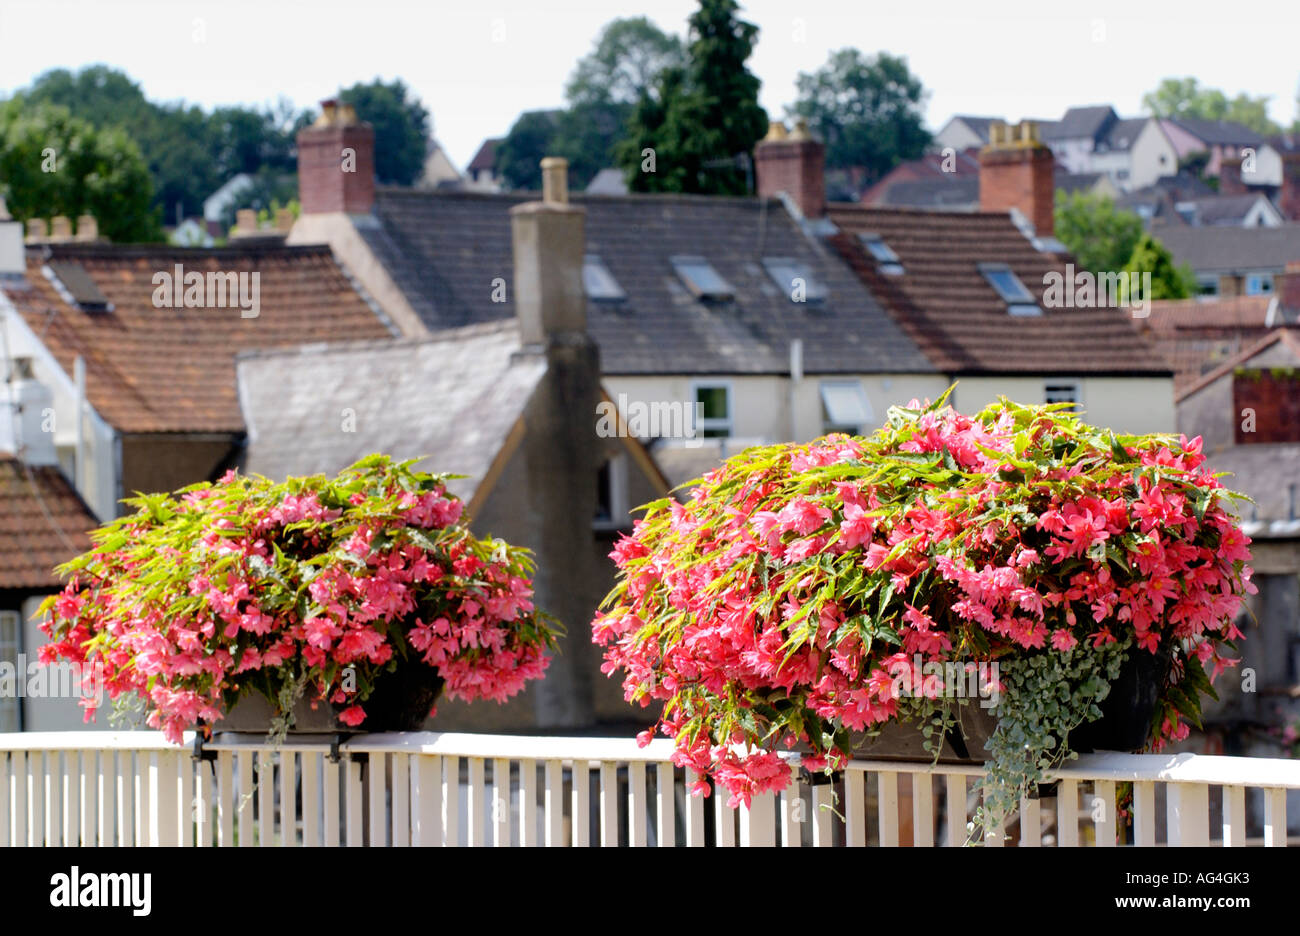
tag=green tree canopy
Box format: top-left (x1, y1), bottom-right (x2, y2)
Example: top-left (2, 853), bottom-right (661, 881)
top-left (0, 99), bottom-right (161, 242)
top-left (617, 0), bottom-right (768, 195)
top-left (496, 110), bottom-right (563, 191)
top-left (338, 79), bottom-right (431, 186)
top-left (786, 49), bottom-right (930, 181)
top-left (566, 16), bottom-right (685, 108)
top-left (1124, 232), bottom-right (1197, 300)
top-left (1053, 191), bottom-right (1144, 277)
top-left (1142, 77), bottom-right (1280, 136)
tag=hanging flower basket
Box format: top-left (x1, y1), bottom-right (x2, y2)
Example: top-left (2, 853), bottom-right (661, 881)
top-left (593, 391), bottom-right (1255, 831)
top-left (40, 455), bottom-right (559, 741)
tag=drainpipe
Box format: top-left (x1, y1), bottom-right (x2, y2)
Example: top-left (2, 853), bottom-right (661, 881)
top-left (74, 355), bottom-right (85, 495)
top-left (789, 339), bottom-right (803, 441)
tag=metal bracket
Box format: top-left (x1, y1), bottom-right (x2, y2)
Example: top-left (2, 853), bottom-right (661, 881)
top-left (191, 734), bottom-right (217, 763)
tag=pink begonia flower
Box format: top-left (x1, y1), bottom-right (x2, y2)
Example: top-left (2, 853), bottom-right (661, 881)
top-left (338, 706), bottom-right (367, 727)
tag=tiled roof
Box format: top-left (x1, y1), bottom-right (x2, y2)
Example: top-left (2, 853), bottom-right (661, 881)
top-left (1100, 117), bottom-right (1150, 153)
top-left (1146, 295), bottom-right (1275, 332)
top-left (237, 320), bottom-right (545, 502)
top-left (0, 458), bottom-right (94, 590)
top-left (1153, 225), bottom-right (1300, 274)
top-left (825, 205), bottom-right (1171, 375)
top-left (3, 244), bottom-right (394, 434)
top-left (1176, 328), bottom-right (1300, 401)
top-left (874, 178), bottom-right (979, 210)
top-left (1143, 295), bottom-right (1279, 391)
top-left (357, 188), bottom-right (935, 376)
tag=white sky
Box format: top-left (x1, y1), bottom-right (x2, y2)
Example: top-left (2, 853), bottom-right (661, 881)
top-left (1, 0), bottom-right (1296, 171)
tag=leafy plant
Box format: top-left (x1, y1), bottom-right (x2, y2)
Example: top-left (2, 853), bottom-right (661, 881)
top-left (40, 455), bottom-right (558, 742)
top-left (593, 391), bottom-right (1255, 820)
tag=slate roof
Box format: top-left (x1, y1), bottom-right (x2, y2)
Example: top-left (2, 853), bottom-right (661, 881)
top-left (1167, 117), bottom-right (1263, 147)
top-left (825, 206), bottom-right (1170, 375)
top-left (1099, 117), bottom-right (1150, 153)
top-left (356, 188), bottom-right (935, 376)
top-left (0, 457), bottom-right (94, 590)
top-left (874, 178), bottom-right (979, 210)
top-left (946, 116), bottom-right (1001, 143)
top-left (1208, 443), bottom-right (1300, 529)
top-left (237, 320), bottom-right (546, 501)
top-left (1040, 106), bottom-right (1116, 142)
top-left (1153, 225), bottom-right (1300, 274)
top-left (467, 138), bottom-right (501, 173)
top-left (2, 244), bottom-right (394, 434)
top-left (1183, 193), bottom-right (1276, 227)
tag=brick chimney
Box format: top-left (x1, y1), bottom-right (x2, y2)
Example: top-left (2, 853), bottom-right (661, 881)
top-left (1218, 159), bottom-right (1246, 196)
top-left (1279, 151), bottom-right (1300, 222)
top-left (297, 98), bottom-right (376, 215)
top-left (1278, 260), bottom-right (1300, 316)
top-left (509, 156), bottom-right (602, 727)
top-left (979, 120), bottom-right (1055, 237)
top-left (755, 120), bottom-right (826, 220)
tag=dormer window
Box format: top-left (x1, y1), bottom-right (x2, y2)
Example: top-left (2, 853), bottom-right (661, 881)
top-left (583, 255), bottom-right (625, 302)
top-left (761, 257), bottom-right (826, 303)
top-left (671, 256), bottom-right (734, 301)
top-left (857, 233), bottom-right (903, 275)
top-left (979, 263), bottom-right (1040, 316)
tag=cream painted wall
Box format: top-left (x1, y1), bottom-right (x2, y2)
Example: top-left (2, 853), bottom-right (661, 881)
top-left (604, 373), bottom-right (949, 444)
top-left (951, 376), bottom-right (1176, 435)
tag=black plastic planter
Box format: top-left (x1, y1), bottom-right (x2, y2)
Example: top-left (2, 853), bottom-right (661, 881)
top-left (1068, 643), bottom-right (1171, 753)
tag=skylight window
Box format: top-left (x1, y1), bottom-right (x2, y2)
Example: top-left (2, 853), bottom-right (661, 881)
top-left (979, 263), bottom-right (1040, 315)
top-left (761, 257), bottom-right (826, 303)
top-left (671, 255), bottom-right (734, 301)
top-left (583, 255), bottom-right (625, 302)
top-left (856, 233), bottom-right (903, 275)
top-left (46, 260), bottom-right (111, 312)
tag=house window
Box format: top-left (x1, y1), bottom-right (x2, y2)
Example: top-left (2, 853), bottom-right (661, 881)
top-left (820, 381), bottom-right (873, 435)
top-left (1197, 276), bottom-right (1220, 297)
top-left (1045, 381), bottom-right (1081, 411)
top-left (857, 233), bottom-right (904, 275)
top-left (978, 263), bottom-right (1041, 316)
top-left (1245, 273), bottom-right (1274, 296)
top-left (761, 257), bottom-right (826, 303)
top-left (583, 255), bottom-right (626, 302)
top-left (594, 453), bottom-right (630, 529)
top-left (671, 256), bottom-right (734, 301)
top-left (692, 382), bottom-right (733, 438)
top-left (0, 610), bottom-right (20, 732)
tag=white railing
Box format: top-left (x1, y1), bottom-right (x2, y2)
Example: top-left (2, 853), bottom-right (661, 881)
top-left (1, 731), bottom-right (1296, 847)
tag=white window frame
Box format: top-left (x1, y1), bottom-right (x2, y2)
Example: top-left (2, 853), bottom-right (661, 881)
top-left (593, 453), bottom-right (631, 531)
top-left (0, 610), bottom-right (21, 732)
top-left (819, 380), bottom-right (873, 435)
top-left (690, 380), bottom-right (734, 438)
top-left (1244, 272), bottom-right (1274, 296)
top-left (1044, 379), bottom-right (1082, 411)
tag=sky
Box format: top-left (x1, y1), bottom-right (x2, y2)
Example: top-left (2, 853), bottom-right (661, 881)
top-left (1, 0), bottom-right (1297, 172)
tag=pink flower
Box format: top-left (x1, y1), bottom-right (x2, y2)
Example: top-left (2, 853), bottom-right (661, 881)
top-left (338, 705), bottom-right (367, 727)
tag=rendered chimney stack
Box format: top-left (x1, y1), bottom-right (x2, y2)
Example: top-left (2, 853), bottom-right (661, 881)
top-left (979, 119), bottom-right (1056, 237)
top-left (0, 198), bottom-right (23, 275)
top-left (511, 156), bottom-right (585, 346)
top-left (755, 119), bottom-right (826, 220)
top-left (297, 97), bottom-right (376, 215)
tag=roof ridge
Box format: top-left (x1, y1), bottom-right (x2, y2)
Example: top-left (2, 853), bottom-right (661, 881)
top-left (235, 318), bottom-right (521, 361)
top-left (1175, 328), bottom-right (1294, 401)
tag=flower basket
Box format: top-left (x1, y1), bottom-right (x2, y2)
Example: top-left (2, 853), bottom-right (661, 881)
top-left (40, 455), bottom-right (559, 742)
top-left (593, 391), bottom-right (1255, 831)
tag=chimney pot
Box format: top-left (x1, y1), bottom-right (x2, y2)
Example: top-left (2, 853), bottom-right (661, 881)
top-left (75, 214), bottom-right (98, 242)
top-left (979, 121), bottom-right (1056, 237)
top-left (233, 209), bottom-right (259, 236)
top-left (541, 157), bottom-right (569, 205)
top-left (25, 218), bottom-right (48, 242)
top-left (50, 216), bottom-right (73, 241)
top-left (275, 207), bottom-right (295, 232)
top-left (762, 121), bottom-right (788, 142)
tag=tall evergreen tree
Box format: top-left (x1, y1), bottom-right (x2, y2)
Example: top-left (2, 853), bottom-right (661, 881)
top-left (618, 0), bottom-right (768, 195)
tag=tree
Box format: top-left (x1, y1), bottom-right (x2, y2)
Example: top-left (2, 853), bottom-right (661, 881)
top-left (0, 100), bottom-right (161, 242)
top-left (1053, 191), bottom-right (1144, 277)
top-left (618, 0), bottom-right (768, 195)
top-left (1123, 233), bottom-right (1197, 300)
top-left (566, 16), bottom-right (685, 108)
top-left (496, 110), bottom-right (562, 191)
top-left (1142, 77), bottom-right (1280, 135)
top-left (786, 49), bottom-right (930, 182)
top-left (338, 78), bottom-right (431, 186)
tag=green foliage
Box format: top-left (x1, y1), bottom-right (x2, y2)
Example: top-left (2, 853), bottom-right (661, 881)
top-left (338, 78), bottom-right (431, 186)
top-left (496, 110), bottom-right (563, 191)
top-left (972, 638), bottom-right (1130, 843)
top-left (1124, 232), bottom-right (1198, 300)
top-left (786, 49), bottom-right (930, 181)
top-left (617, 0), bottom-right (768, 195)
top-left (565, 16), bottom-right (686, 109)
top-left (1142, 77), bottom-right (1280, 136)
top-left (0, 99), bottom-right (162, 242)
top-left (1053, 191), bottom-right (1145, 277)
